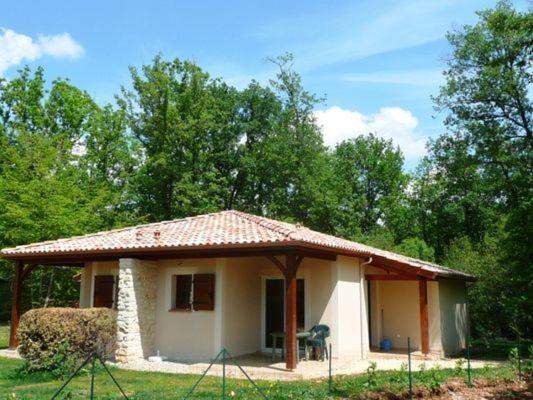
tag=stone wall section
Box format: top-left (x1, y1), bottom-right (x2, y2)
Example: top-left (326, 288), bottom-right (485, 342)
top-left (116, 258), bottom-right (157, 362)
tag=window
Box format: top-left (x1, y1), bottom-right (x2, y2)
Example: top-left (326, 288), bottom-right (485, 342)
top-left (173, 273), bottom-right (215, 311)
top-left (175, 275), bottom-right (193, 310)
top-left (93, 275), bottom-right (116, 308)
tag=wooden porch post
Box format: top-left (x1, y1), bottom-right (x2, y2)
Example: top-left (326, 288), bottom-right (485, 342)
top-left (419, 278), bottom-right (429, 354)
top-left (9, 261), bottom-right (24, 349)
top-left (284, 254), bottom-right (298, 370)
top-left (266, 253), bottom-right (304, 370)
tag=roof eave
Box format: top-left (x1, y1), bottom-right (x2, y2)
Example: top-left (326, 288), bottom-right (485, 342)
top-left (0, 239), bottom-right (475, 281)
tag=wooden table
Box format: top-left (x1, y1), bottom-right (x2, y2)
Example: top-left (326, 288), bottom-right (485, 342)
top-left (270, 331), bottom-right (311, 362)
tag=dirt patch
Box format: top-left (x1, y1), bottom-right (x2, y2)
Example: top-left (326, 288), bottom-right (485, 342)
top-left (438, 378), bottom-right (532, 399)
top-left (351, 378), bottom-right (532, 399)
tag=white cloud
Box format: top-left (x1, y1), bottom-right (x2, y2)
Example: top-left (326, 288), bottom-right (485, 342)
top-left (37, 33), bottom-right (84, 59)
top-left (0, 29), bottom-right (84, 75)
top-left (314, 106), bottom-right (427, 159)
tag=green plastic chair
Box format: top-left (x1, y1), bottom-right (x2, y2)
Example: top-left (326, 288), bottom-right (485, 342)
top-left (306, 324), bottom-right (330, 361)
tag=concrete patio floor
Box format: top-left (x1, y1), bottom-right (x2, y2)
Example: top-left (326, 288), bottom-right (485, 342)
top-left (0, 348), bottom-right (499, 381)
top-left (114, 351), bottom-right (499, 381)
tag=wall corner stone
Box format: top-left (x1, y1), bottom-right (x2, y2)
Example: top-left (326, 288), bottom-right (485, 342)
top-left (115, 258), bottom-right (157, 363)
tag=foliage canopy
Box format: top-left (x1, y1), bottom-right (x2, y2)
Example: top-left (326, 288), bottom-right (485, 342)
top-left (0, 2), bottom-right (531, 337)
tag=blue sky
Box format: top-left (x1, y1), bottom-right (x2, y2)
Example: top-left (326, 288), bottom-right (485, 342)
top-left (1, 0), bottom-right (528, 168)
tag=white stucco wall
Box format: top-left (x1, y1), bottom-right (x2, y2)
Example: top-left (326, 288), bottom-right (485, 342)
top-left (368, 278), bottom-right (442, 354)
top-left (438, 279), bottom-right (467, 356)
top-left (222, 257), bottom-right (262, 356)
top-left (153, 258), bottom-right (218, 361)
top-left (312, 256), bottom-right (369, 359)
top-left (148, 255), bottom-right (369, 361)
top-left (428, 281), bottom-right (442, 353)
top-left (80, 256), bottom-right (466, 360)
top-left (79, 262), bottom-right (93, 308)
top-left (379, 281), bottom-right (421, 349)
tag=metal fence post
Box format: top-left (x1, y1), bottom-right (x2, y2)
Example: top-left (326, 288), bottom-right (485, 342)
top-left (89, 353), bottom-right (96, 400)
top-left (183, 349), bottom-right (225, 400)
top-left (224, 349), bottom-right (269, 400)
top-left (222, 348), bottom-right (227, 400)
top-left (407, 337), bottom-right (412, 400)
top-left (466, 331), bottom-right (471, 386)
top-left (96, 353), bottom-right (130, 399)
top-left (183, 348), bottom-right (269, 400)
top-left (51, 352), bottom-right (94, 400)
top-left (517, 335), bottom-right (522, 379)
top-left (51, 351), bottom-right (129, 400)
top-left (328, 343), bottom-right (332, 394)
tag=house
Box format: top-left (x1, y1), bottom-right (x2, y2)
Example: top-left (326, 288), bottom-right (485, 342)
top-left (1, 210), bottom-right (474, 370)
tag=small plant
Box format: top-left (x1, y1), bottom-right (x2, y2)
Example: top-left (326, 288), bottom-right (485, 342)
top-left (418, 362), bottom-right (427, 373)
top-left (508, 347), bottom-right (520, 371)
top-left (387, 364), bottom-right (407, 386)
top-left (426, 365), bottom-right (445, 390)
top-left (526, 345), bottom-right (533, 370)
top-left (364, 361), bottom-right (378, 388)
top-left (454, 358), bottom-right (465, 375)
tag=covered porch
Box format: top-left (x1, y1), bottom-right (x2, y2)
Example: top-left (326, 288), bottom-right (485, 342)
top-left (2, 210), bottom-right (473, 372)
top-left (7, 249), bottom-right (364, 371)
top-left (7, 253), bottom-right (449, 369)
top-left (366, 265), bottom-right (469, 357)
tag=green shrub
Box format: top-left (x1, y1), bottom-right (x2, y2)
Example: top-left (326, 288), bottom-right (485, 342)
top-left (17, 307), bottom-right (116, 376)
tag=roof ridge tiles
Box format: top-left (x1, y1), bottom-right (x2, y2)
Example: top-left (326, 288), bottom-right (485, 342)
top-left (227, 210), bottom-right (301, 239)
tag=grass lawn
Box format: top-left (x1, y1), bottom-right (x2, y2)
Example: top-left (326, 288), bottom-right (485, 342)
top-left (0, 356), bottom-right (521, 400)
top-left (0, 323), bottom-right (9, 350)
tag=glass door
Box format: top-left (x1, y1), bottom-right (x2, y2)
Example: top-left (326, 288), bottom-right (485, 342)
top-left (264, 278), bottom-right (305, 348)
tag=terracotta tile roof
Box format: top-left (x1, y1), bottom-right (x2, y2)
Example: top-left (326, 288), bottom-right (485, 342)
top-left (0, 210), bottom-right (473, 279)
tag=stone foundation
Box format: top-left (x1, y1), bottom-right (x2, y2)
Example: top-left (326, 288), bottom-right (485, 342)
top-left (116, 258), bottom-right (157, 363)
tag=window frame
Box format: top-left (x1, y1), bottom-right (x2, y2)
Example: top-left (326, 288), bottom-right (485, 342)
top-left (171, 273), bottom-right (216, 312)
top-left (174, 274), bottom-right (193, 311)
top-left (92, 274), bottom-right (118, 309)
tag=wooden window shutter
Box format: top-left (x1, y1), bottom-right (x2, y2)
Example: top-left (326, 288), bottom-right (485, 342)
top-left (193, 274), bottom-right (215, 311)
top-left (175, 275), bottom-right (193, 310)
top-left (93, 275), bottom-right (115, 308)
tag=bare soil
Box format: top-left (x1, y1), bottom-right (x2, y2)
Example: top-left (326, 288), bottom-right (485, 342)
top-left (352, 377), bottom-right (532, 399)
top-left (436, 378), bottom-right (532, 400)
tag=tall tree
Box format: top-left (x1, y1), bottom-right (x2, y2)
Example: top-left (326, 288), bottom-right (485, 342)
top-left (430, 1), bottom-right (532, 335)
top-left (258, 54), bottom-right (332, 228)
top-left (434, 1), bottom-right (532, 208)
top-left (226, 81), bottom-right (282, 211)
top-left (0, 67), bottom-right (136, 309)
top-left (118, 56), bottom-right (241, 221)
top-left (410, 137), bottom-right (496, 257)
top-left (331, 134), bottom-right (408, 239)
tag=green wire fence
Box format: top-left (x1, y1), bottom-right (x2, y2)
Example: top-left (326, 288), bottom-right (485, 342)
top-left (51, 352), bottom-right (129, 400)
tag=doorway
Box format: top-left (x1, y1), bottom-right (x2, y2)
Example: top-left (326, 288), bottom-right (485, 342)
top-left (264, 278), bottom-right (305, 348)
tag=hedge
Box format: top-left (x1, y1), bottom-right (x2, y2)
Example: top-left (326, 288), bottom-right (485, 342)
top-left (17, 307), bottom-right (116, 374)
